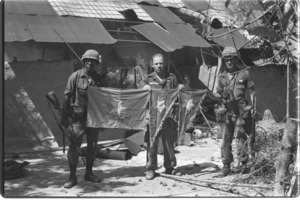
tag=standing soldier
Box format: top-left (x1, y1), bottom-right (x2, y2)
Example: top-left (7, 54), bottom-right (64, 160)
top-left (140, 53), bottom-right (184, 180)
top-left (214, 47), bottom-right (257, 177)
top-left (61, 49), bottom-right (106, 188)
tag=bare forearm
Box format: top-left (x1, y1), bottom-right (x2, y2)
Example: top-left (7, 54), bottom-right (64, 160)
top-left (62, 95), bottom-right (71, 118)
top-left (250, 90), bottom-right (256, 110)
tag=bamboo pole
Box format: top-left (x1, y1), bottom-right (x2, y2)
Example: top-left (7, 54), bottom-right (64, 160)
top-left (177, 8), bottom-right (206, 21)
top-left (159, 173), bottom-right (273, 190)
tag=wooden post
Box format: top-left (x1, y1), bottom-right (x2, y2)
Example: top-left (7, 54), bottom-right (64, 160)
top-left (274, 119), bottom-right (297, 196)
top-left (297, 61), bottom-right (300, 137)
top-left (168, 52), bottom-right (171, 73)
top-left (286, 59), bottom-right (290, 118)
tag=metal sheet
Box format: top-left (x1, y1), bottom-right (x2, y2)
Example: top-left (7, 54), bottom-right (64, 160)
top-left (134, 0), bottom-right (161, 6)
top-left (61, 17), bottom-right (116, 44)
top-left (41, 16), bottom-right (78, 43)
top-left (181, 0), bottom-right (211, 12)
top-left (5, 0), bottom-right (58, 15)
top-left (48, 0), bottom-right (153, 21)
top-left (22, 15), bottom-right (62, 43)
top-left (162, 23), bottom-right (211, 47)
top-left (132, 23), bottom-right (182, 52)
top-left (5, 14), bottom-right (116, 44)
top-left (5, 14), bottom-right (33, 42)
top-left (210, 28), bottom-right (250, 50)
top-left (140, 5), bottom-right (183, 23)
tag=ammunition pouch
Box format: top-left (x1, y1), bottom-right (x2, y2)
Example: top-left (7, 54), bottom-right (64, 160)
top-left (221, 89), bottom-right (234, 107)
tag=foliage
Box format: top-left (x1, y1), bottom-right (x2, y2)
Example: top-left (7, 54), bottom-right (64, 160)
top-left (200, 0), bottom-right (299, 65)
top-left (232, 123), bottom-right (284, 184)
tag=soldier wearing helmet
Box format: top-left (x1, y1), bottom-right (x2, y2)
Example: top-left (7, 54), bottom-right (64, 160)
top-left (214, 46), bottom-right (257, 177)
top-left (61, 49), bottom-right (106, 188)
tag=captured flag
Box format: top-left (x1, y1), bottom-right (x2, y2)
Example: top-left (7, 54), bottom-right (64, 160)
top-left (149, 89), bottom-right (179, 147)
top-left (178, 89), bottom-right (207, 144)
top-left (87, 87), bottom-right (149, 130)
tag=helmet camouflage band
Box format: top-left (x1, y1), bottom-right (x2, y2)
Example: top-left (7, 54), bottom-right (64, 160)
top-left (81, 49), bottom-right (100, 63)
top-left (222, 47), bottom-right (238, 59)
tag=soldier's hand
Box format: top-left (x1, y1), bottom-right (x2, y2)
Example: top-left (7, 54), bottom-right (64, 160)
top-left (178, 84), bottom-right (185, 90)
top-left (251, 109), bottom-right (257, 118)
top-left (142, 85), bottom-right (151, 91)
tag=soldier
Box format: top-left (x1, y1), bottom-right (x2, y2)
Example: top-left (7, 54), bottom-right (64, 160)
top-left (215, 47), bottom-right (257, 177)
top-left (61, 49), bottom-right (106, 188)
top-left (140, 53), bottom-right (184, 180)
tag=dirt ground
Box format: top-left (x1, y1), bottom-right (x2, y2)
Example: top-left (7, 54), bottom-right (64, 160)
top-left (3, 138), bottom-right (274, 197)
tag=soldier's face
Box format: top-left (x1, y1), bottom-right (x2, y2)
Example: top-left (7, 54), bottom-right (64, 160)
top-left (224, 56), bottom-right (238, 69)
top-left (84, 58), bottom-right (98, 72)
top-left (152, 56), bottom-right (164, 74)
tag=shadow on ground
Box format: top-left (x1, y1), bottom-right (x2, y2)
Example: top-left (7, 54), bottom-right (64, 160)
top-left (4, 151), bottom-right (146, 197)
top-left (177, 162), bottom-right (221, 176)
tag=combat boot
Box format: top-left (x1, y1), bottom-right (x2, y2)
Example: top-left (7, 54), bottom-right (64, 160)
top-left (64, 166), bottom-right (78, 188)
top-left (84, 172), bottom-right (101, 183)
top-left (165, 168), bottom-right (182, 176)
top-left (145, 170), bottom-right (155, 180)
top-left (214, 163), bottom-right (231, 178)
top-left (238, 161), bottom-right (249, 174)
top-left (84, 162), bottom-right (101, 183)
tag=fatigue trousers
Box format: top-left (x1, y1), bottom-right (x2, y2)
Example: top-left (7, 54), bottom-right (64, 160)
top-left (67, 119), bottom-right (98, 173)
top-left (221, 108), bottom-right (254, 165)
top-left (145, 118), bottom-right (177, 171)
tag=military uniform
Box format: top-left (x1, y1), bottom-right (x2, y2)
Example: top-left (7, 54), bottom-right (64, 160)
top-left (216, 68), bottom-right (255, 167)
top-left (62, 49), bottom-right (105, 188)
top-left (140, 71), bottom-right (179, 172)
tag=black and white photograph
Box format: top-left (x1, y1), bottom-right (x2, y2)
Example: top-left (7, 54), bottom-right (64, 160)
top-left (2, 0), bottom-right (299, 197)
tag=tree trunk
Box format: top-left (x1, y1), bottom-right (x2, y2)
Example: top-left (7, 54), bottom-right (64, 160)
top-left (274, 119), bottom-right (297, 196)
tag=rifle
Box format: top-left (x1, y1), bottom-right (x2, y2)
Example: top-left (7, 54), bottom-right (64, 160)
top-left (45, 91), bottom-right (86, 165)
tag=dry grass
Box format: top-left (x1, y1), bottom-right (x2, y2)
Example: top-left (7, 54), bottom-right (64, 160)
top-left (233, 121), bottom-right (285, 184)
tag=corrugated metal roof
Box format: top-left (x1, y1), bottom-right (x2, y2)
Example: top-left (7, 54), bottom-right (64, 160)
top-left (113, 0), bottom-right (154, 21)
top-left (134, 0), bottom-right (161, 6)
top-left (162, 23), bottom-right (211, 47)
top-left (135, 0), bottom-right (184, 8)
top-left (181, 0), bottom-right (211, 12)
top-left (136, 5), bottom-right (210, 48)
top-left (140, 5), bottom-right (183, 23)
top-left (5, 14), bottom-right (33, 42)
top-left (5, 14), bottom-right (116, 44)
top-left (48, 0), bottom-right (154, 21)
top-left (132, 23), bottom-right (182, 52)
top-left (210, 28), bottom-right (249, 50)
top-left (156, 0), bottom-right (184, 8)
top-left (5, 0), bottom-right (58, 15)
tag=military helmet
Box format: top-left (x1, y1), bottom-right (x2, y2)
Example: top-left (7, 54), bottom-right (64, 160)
top-left (222, 47), bottom-right (238, 59)
top-left (81, 49), bottom-right (100, 63)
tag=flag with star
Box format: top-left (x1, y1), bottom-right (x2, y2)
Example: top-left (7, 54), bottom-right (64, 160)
top-left (87, 86), bottom-right (149, 131)
top-left (149, 89), bottom-right (179, 147)
top-left (178, 89), bottom-right (207, 145)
